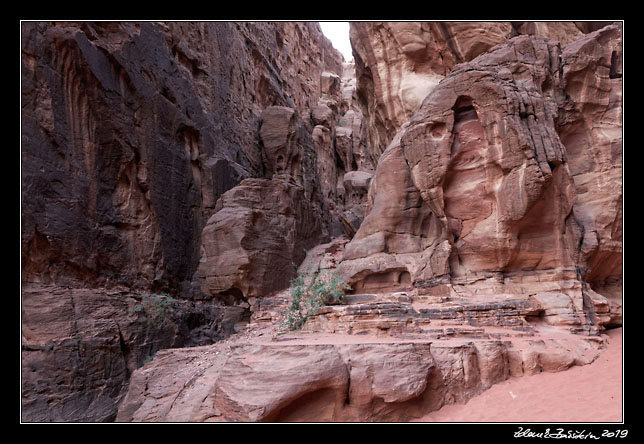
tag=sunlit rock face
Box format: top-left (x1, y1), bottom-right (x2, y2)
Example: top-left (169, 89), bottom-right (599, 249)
top-left (349, 21), bottom-right (618, 159)
top-left (341, 24), bottom-right (622, 330)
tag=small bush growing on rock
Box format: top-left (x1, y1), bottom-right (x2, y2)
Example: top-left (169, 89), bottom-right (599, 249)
top-left (129, 293), bottom-right (178, 327)
top-left (280, 269), bottom-right (351, 331)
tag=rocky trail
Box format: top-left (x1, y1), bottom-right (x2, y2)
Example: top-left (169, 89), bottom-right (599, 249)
top-left (115, 241), bottom-right (613, 422)
top-left (415, 327), bottom-right (622, 423)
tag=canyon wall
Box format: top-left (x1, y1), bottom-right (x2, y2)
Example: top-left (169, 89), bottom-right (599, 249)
top-left (350, 22), bottom-right (616, 158)
top-left (21, 21), bottom-right (360, 421)
top-left (22, 21), bottom-right (622, 423)
top-left (343, 22), bottom-right (622, 331)
top-left (22, 21), bottom-right (343, 294)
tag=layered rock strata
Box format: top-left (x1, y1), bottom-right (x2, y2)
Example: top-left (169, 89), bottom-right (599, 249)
top-left (23, 20), bottom-right (622, 423)
top-left (116, 299), bottom-right (607, 422)
top-left (116, 225), bottom-right (612, 422)
top-left (21, 284), bottom-right (247, 422)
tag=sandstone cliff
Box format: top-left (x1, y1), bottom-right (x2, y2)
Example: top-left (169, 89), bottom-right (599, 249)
top-left (22, 21), bottom-right (622, 423)
top-left (342, 23), bottom-right (622, 333)
top-left (350, 21), bottom-right (617, 158)
top-left (22, 21), bottom-right (343, 293)
top-left (21, 21), bottom-right (354, 421)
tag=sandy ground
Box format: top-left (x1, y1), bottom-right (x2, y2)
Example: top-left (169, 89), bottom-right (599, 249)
top-left (413, 327), bottom-right (623, 423)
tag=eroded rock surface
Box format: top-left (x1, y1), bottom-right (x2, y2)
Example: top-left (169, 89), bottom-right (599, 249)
top-left (350, 21), bottom-right (620, 157)
top-left (116, 317), bottom-right (606, 422)
top-left (341, 24), bottom-right (622, 334)
top-left (23, 21), bottom-right (622, 423)
top-left (21, 284), bottom-right (246, 422)
top-left (196, 60), bottom-right (376, 302)
top-left (21, 21), bottom-right (342, 294)
top-left (197, 177), bottom-right (328, 300)
top-left (21, 20), bottom-right (346, 422)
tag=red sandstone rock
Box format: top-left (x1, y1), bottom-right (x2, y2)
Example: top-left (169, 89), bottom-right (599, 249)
top-left (21, 284), bottom-right (243, 421)
top-left (341, 25), bottom-right (622, 332)
top-left (115, 330), bottom-right (605, 422)
top-left (21, 21), bottom-right (343, 294)
top-left (197, 177), bottom-right (328, 300)
top-left (22, 21), bottom-right (621, 424)
top-left (350, 22), bottom-right (620, 157)
top-left (21, 20), bottom-right (344, 422)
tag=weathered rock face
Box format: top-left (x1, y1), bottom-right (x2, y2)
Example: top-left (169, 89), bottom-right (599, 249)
top-left (196, 60), bottom-right (376, 302)
top-left (341, 24), bottom-right (622, 331)
top-left (196, 103), bottom-right (331, 302)
top-left (21, 21), bottom-right (345, 422)
top-left (23, 20), bottom-right (622, 424)
top-left (559, 28), bottom-right (623, 299)
top-left (115, 331), bottom-right (605, 422)
top-left (21, 285), bottom-right (246, 422)
top-left (197, 177), bottom-right (328, 301)
top-left (350, 22), bottom-right (619, 158)
top-left (21, 21), bottom-right (342, 294)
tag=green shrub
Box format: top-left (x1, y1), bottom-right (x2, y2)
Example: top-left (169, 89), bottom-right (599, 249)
top-left (280, 268), bottom-right (351, 331)
top-left (129, 293), bottom-right (177, 327)
top-left (129, 305), bottom-right (144, 316)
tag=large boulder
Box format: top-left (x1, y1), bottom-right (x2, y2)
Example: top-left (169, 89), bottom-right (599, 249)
top-left (197, 177), bottom-right (328, 301)
top-left (196, 103), bottom-right (331, 301)
top-left (116, 335), bottom-right (604, 422)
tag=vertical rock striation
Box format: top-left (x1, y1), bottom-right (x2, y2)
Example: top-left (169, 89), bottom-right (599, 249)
top-left (21, 21), bottom-right (346, 422)
top-left (22, 21), bottom-right (343, 294)
top-left (196, 60), bottom-right (375, 304)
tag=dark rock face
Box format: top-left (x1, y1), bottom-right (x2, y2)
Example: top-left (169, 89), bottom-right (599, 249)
top-left (21, 21), bottom-right (344, 422)
top-left (23, 22), bottom-right (233, 292)
top-left (21, 285), bottom-right (244, 422)
top-left (21, 21), bottom-right (342, 294)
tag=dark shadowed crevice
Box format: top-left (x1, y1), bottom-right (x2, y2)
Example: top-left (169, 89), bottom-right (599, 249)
top-left (116, 325), bottom-right (132, 380)
top-left (609, 50), bottom-right (622, 79)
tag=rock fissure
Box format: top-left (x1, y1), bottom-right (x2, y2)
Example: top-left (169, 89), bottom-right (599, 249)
top-left (116, 323), bottom-right (132, 380)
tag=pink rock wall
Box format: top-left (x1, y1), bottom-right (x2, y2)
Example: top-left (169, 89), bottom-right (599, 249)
top-left (341, 24), bottom-right (622, 330)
